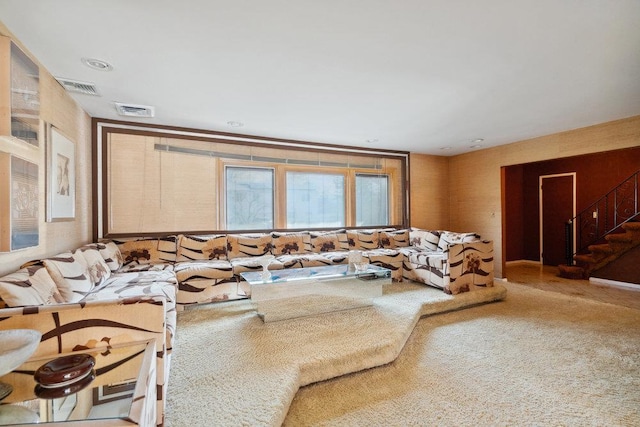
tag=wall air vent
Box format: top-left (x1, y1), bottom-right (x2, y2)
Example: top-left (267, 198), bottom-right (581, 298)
top-left (114, 102), bottom-right (155, 118)
top-left (55, 77), bottom-right (100, 96)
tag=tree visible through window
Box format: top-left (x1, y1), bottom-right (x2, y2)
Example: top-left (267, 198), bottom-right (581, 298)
top-left (356, 174), bottom-right (389, 226)
top-left (286, 172), bottom-right (345, 228)
top-left (225, 167), bottom-right (274, 230)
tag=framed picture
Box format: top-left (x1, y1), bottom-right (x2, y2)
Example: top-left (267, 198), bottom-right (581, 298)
top-left (10, 41), bottom-right (40, 147)
top-left (46, 126), bottom-right (75, 221)
top-left (0, 152), bottom-right (39, 251)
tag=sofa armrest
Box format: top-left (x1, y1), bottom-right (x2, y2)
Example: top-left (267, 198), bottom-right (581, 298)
top-left (445, 240), bottom-right (495, 294)
top-left (0, 296), bottom-right (168, 426)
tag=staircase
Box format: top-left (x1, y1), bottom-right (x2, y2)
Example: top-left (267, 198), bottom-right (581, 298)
top-left (560, 221), bottom-right (640, 278)
top-left (559, 169), bottom-right (640, 280)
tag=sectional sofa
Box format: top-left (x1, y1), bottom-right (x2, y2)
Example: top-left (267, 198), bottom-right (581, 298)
top-left (0, 227), bottom-right (494, 426)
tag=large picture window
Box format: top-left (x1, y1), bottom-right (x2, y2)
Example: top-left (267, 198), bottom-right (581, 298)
top-left (286, 172), bottom-right (345, 228)
top-left (356, 174), bottom-right (389, 226)
top-left (99, 123), bottom-right (407, 237)
top-left (225, 167), bottom-right (274, 230)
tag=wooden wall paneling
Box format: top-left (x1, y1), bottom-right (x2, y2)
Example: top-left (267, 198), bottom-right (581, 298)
top-left (409, 153), bottom-right (449, 230)
top-left (449, 115), bottom-right (640, 279)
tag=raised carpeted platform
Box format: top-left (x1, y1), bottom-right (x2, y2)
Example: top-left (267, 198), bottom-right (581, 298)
top-left (166, 282), bottom-right (506, 426)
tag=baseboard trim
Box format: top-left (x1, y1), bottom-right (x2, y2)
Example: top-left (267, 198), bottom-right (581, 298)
top-left (589, 277), bottom-right (640, 291)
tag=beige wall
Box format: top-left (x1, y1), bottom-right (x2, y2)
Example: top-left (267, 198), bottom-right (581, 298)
top-left (447, 115), bottom-right (640, 279)
top-left (0, 23), bottom-right (92, 276)
top-left (409, 153), bottom-right (450, 230)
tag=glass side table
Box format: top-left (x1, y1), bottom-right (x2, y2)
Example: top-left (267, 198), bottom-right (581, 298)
top-left (0, 340), bottom-right (156, 426)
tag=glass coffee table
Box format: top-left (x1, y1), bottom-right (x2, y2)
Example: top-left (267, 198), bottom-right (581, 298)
top-left (240, 264), bottom-right (391, 322)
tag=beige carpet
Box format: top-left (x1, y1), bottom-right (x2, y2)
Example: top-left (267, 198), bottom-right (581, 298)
top-left (285, 283), bottom-right (640, 426)
top-left (165, 282), bottom-right (506, 426)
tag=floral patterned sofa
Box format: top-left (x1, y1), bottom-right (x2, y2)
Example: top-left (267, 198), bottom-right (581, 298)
top-left (109, 227), bottom-right (495, 309)
top-left (0, 242), bottom-right (176, 427)
top-left (0, 227), bottom-right (493, 426)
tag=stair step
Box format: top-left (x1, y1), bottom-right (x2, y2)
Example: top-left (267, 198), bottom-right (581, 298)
top-left (588, 244), bottom-right (614, 254)
top-left (574, 254), bottom-right (596, 264)
top-left (622, 222), bottom-right (640, 232)
top-left (605, 233), bottom-right (632, 243)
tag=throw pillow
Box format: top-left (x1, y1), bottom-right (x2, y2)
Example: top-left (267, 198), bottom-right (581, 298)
top-left (177, 234), bottom-right (228, 261)
top-left (380, 229), bottom-right (410, 248)
top-left (115, 235), bottom-right (179, 267)
top-left (310, 232), bottom-right (341, 253)
top-left (0, 265), bottom-right (65, 307)
top-left (347, 230), bottom-right (379, 250)
top-left (271, 232), bottom-right (309, 255)
top-left (90, 241), bottom-right (123, 271)
top-left (227, 234), bottom-right (272, 259)
top-left (437, 232), bottom-right (479, 252)
top-left (410, 228), bottom-right (441, 251)
top-left (76, 247), bottom-right (111, 287)
top-left (43, 251), bottom-right (94, 303)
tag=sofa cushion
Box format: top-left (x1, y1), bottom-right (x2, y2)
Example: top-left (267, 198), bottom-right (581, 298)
top-left (43, 251), bottom-right (94, 303)
top-left (117, 263), bottom-right (175, 273)
top-left (271, 232), bottom-right (310, 255)
top-left (0, 265), bottom-right (65, 307)
top-left (409, 228), bottom-right (441, 251)
top-left (320, 251), bottom-right (349, 265)
top-left (116, 236), bottom-right (179, 268)
top-left (87, 270), bottom-right (177, 302)
top-left (347, 230), bottom-right (380, 250)
top-left (90, 241), bottom-right (123, 271)
top-left (309, 232), bottom-right (341, 253)
top-left (177, 234), bottom-right (228, 261)
top-left (297, 254), bottom-right (334, 268)
top-left (379, 229), bottom-right (410, 248)
top-left (362, 248), bottom-right (403, 265)
top-left (227, 234), bottom-right (272, 259)
top-left (437, 232), bottom-right (479, 252)
top-left (174, 260), bottom-right (234, 282)
top-left (76, 247), bottom-right (111, 287)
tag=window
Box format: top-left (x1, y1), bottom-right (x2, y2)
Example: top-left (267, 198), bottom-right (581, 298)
top-left (99, 123), bottom-right (407, 237)
top-left (286, 172), bottom-right (345, 228)
top-left (225, 167), bottom-right (274, 230)
top-left (356, 174), bottom-right (389, 226)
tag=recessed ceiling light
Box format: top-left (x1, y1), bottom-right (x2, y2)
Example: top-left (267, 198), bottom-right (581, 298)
top-left (439, 146), bottom-right (452, 150)
top-left (470, 144), bottom-right (483, 149)
top-left (472, 138), bottom-right (484, 143)
top-left (227, 121), bottom-right (244, 127)
top-left (365, 139), bottom-right (378, 143)
top-left (81, 57), bottom-right (113, 71)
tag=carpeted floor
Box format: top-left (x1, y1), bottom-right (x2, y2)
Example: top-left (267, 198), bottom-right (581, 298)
top-left (165, 281), bottom-right (506, 426)
top-left (285, 283), bottom-right (640, 426)
top-left (166, 281), bottom-right (640, 426)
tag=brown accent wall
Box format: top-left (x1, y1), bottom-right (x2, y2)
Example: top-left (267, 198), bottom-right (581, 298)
top-left (503, 165), bottom-right (525, 261)
top-left (409, 153), bottom-right (450, 230)
top-left (0, 23), bottom-right (92, 276)
top-left (449, 115), bottom-right (640, 279)
top-left (515, 146), bottom-right (640, 261)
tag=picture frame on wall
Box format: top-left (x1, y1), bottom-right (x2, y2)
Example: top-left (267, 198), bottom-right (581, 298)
top-left (0, 151), bottom-right (39, 252)
top-left (46, 125), bottom-right (75, 222)
top-left (10, 41), bottom-right (40, 147)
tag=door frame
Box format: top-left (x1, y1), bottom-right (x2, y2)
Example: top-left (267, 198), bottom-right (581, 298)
top-left (539, 172), bottom-right (576, 264)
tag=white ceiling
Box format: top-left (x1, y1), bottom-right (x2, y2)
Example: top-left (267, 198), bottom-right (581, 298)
top-left (1, 0), bottom-right (640, 155)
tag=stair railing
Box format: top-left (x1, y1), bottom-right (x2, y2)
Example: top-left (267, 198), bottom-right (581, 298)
top-left (565, 169), bottom-right (639, 265)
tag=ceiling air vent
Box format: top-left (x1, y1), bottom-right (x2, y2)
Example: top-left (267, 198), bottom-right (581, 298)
top-left (114, 102), bottom-right (155, 118)
top-left (55, 77), bottom-right (99, 96)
